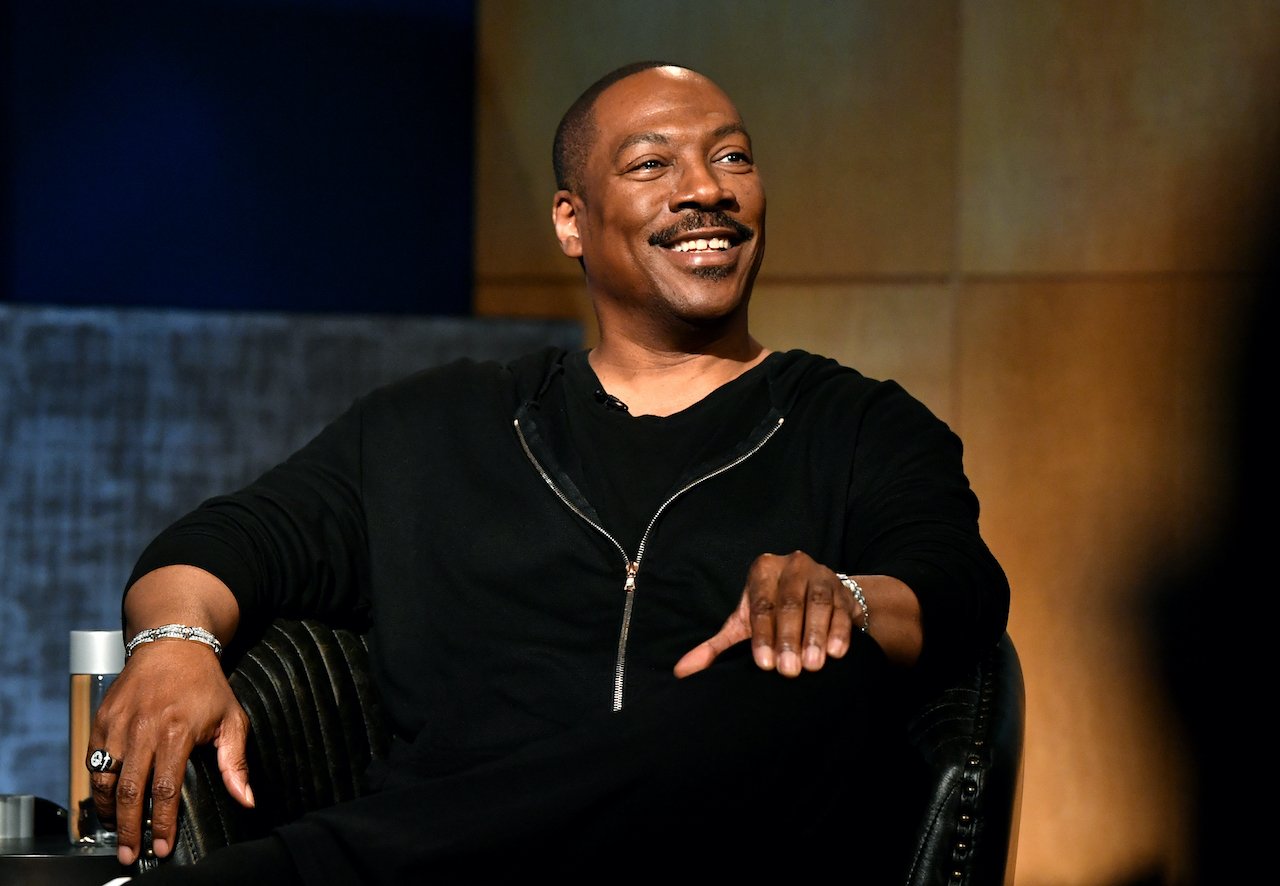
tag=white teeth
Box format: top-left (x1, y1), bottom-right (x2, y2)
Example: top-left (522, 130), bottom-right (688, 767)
top-left (669, 237), bottom-right (731, 252)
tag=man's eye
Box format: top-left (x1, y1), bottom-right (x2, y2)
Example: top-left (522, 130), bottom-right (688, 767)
top-left (718, 151), bottom-right (752, 165)
top-left (631, 159), bottom-right (664, 172)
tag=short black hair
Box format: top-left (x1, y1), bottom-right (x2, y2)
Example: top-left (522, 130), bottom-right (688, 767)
top-left (552, 60), bottom-right (685, 194)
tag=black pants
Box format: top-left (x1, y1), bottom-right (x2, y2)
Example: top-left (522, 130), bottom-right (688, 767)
top-left (141, 638), bottom-right (912, 884)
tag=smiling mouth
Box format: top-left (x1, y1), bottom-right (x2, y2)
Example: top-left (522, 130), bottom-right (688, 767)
top-left (649, 212), bottom-right (755, 252)
top-left (668, 237), bottom-right (732, 253)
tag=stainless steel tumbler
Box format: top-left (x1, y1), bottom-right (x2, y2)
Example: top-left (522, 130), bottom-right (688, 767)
top-left (0, 793), bottom-right (34, 840)
top-left (68, 629), bottom-right (124, 845)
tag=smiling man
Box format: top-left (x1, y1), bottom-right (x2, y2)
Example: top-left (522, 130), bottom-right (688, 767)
top-left (553, 63), bottom-right (767, 378)
top-left (89, 62), bottom-right (1008, 884)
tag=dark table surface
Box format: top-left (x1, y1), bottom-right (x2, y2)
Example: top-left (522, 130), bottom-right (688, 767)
top-left (0, 834), bottom-right (129, 886)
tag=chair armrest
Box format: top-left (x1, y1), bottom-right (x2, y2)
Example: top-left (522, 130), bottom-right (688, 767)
top-left (171, 618), bottom-right (389, 865)
top-left (901, 633), bottom-right (1026, 886)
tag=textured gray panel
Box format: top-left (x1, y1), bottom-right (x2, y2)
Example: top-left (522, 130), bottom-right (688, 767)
top-left (0, 304), bottom-right (582, 808)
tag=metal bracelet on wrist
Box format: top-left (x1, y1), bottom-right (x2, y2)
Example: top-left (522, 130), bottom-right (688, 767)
top-left (125, 623), bottom-right (223, 658)
top-left (835, 573), bottom-right (870, 633)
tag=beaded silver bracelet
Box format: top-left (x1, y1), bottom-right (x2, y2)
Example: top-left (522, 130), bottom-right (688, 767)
top-left (835, 573), bottom-right (870, 633)
top-left (125, 623), bottom-right (223, 659)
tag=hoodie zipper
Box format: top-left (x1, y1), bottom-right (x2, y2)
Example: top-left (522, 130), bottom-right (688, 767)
top-left (514, 415), bottom-right (785, 711)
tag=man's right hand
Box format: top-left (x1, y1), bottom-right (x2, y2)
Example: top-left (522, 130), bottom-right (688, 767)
top-left (88, 635), bottom-right (253, 866)
top-left (90, 565), bottom-right (250, 865)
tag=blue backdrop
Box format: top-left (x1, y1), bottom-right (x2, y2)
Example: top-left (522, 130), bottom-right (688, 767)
top-left (4, 0), bottom-right (476, 314)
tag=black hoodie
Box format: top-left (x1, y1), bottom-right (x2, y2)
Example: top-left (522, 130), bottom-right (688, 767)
top-left (127, 346), bottom-right (1009, 756)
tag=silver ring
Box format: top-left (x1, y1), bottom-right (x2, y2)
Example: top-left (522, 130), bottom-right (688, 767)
top-left (88, 748), bottom-right (121, 774)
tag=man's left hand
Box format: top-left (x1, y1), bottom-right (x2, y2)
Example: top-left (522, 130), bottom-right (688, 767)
top-left (673, 551), bottom-right (861, 678)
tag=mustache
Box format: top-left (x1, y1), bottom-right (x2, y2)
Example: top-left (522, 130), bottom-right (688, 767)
top-left (647, 212), bottom-right (756, 247)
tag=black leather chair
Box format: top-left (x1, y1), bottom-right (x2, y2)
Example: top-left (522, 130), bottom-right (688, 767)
top-left (153, 620), bottom-right (1025, 885)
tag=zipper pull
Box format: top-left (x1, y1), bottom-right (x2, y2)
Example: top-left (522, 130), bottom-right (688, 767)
top-left (624, 561), bottom-right (638, 592)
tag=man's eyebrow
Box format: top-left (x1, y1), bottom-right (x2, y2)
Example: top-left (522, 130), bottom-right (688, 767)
top-left (712, 122), bottom-right (750, 142)
top-left (613, 123), bottom-right (751, 159)
top-left (614, 131), bottom-right (672, 158)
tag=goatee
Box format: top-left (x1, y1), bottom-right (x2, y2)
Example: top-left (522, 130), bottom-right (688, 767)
top-left (691, 265), bottom-right (733, 280)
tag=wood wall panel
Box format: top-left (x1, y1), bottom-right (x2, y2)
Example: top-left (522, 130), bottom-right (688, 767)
top-left (731, 1), bottom-right (958, 277)
top-left (473, 281), bottom-right (593, 340)
top-left (960, 0), bottom-right (1280, 275)
top-left (956, 279), bottom-right (1245, 884)
top-left (749, 282), bottom-right (956, 424)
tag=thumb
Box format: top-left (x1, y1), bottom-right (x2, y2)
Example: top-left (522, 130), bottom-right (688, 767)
top-left (673, 617), bottom-right (752, 679)
top-left (215, 714), bottom-right (255, 808)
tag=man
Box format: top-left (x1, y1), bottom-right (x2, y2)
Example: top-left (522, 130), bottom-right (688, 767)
top-left (90, 61), bottom-right (1008, 883)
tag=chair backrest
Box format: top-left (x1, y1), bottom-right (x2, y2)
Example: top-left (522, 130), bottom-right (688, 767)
top-left (902, 632), bottom-right (1026, 886)
top-left (170, 620), bottom-right (386, 864)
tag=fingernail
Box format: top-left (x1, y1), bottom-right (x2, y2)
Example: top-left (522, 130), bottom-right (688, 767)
top-left (153, 837), bottom-right (170, 856)
top-left (803, 645), bottom-right (822, 669)
top-left (118, 845), bottom-right (136, 866)
top-left (779, 650), bottom-right (800, 675)
top-left (245, 784), bottom-right (256, 807)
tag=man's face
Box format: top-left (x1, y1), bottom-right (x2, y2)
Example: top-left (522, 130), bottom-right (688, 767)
top-left (554, 66), bottom-right (766, 336)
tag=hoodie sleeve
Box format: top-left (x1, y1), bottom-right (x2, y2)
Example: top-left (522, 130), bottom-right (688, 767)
top-left (843, 380), bottom-right (1010, 678)
top-left (123, 393), bottom-right (373, 637)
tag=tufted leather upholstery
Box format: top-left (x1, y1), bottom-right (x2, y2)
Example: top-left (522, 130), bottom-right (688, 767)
top-left (902, 633), bottom-right (1025, 886)
top-left (169, 619), bottom-right (389, 865)
top-left (158, 621), bottom-right (1024, 883)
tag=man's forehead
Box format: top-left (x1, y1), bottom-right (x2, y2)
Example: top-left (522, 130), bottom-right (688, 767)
top-left (592, 69), bottom-right (747, 145)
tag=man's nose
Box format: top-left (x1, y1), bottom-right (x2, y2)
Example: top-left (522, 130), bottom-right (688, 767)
top-left (670, 162), bottom-right (736, 211)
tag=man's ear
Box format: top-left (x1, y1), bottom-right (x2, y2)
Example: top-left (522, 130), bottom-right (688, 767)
top-left (553, 190), bottom-right (583, 258)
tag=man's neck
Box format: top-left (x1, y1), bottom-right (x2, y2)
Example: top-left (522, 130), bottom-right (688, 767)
top-left (587, 337), bottom-right (771, 417)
